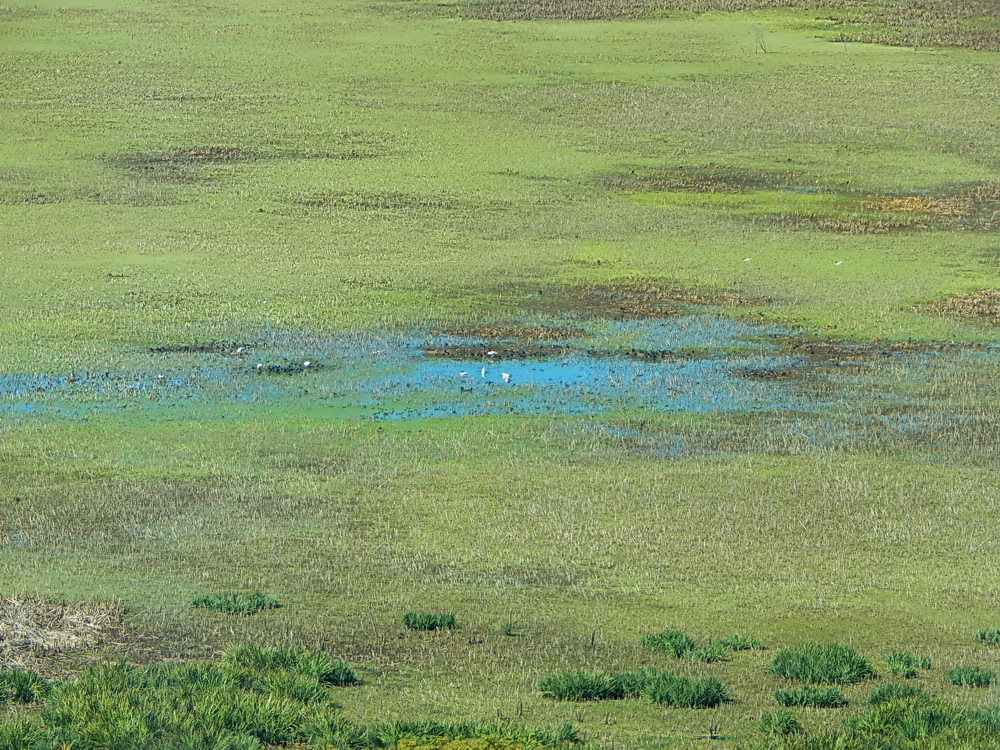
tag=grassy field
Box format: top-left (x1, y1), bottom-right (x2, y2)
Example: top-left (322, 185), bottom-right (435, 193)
top-left (1, 0), bottom-right (998, 747)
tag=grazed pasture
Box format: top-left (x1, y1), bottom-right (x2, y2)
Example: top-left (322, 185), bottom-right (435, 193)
top-left (0, 0), bottom-right (998, 747)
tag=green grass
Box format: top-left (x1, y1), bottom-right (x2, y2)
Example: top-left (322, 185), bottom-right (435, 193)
top-left (538, 670), bottom-right (622, 701)
top-left (946, 666), bottom-right (995, 687)
top-left (192, 590), bottom-right (281, 614)
top-left (0, 670), bottom-right (52, 704)
top-left (884, 651), bottom-right (932, 678)
top-left (771, 643), bottom-right (875, 685)
top-left (220, 645), bottom-right (359, 686)
top-left (757, 709), bottom-right (803, 737)
top-left (774, 686), bottom-right (848, 708)
top-left (0, 0), bottom-right (997, 747)
top-left (974, 629), bottom-right (1000, 644)
top-left (403, 612), bottom-right (458, 631)
top-left (866, 683), bottom-right (930, 705)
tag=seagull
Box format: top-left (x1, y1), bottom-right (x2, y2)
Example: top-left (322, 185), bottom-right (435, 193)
top-left (481, 367), bottom-right (486, 377)
top-left (743, 258), bottom-right (752, 262)
top-left (302, 361), bottom-right (311, 367)
top-left (255, 363), bottom-right (263, 370)
top-left (233, 346), bottom-right (246, 355)
top-left (834, 260), bottom-right (843, 266)
top-left (459, 371), bottom-right (468, 376)
top-left (487, 350), bottom-right (498, 357)
top-left (501, 372), bottom-right (511, 383)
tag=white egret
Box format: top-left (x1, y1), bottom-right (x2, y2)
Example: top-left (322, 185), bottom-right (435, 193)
top-left (502, 372), bottom-right (511, 383)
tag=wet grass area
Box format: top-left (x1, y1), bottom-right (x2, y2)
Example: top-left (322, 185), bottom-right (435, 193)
top-left (2, 310), bottom-right (995, 457)
top-left (604, 167), bottom-right (999, 235)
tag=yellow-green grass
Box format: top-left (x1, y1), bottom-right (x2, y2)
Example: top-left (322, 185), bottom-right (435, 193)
top-left (1, 0), bottom-right (998, 747)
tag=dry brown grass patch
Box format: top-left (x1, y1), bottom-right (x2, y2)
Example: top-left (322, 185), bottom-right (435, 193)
top-left (918, 289), bottom-right (1000, 325)
top-left (0, 595), bottom-right (125, 670)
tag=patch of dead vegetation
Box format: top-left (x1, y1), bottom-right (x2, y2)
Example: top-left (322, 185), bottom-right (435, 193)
top-left (918, 289), bottom-right (1000, 325)
top-left (0, 595), bottom-right (125, 671)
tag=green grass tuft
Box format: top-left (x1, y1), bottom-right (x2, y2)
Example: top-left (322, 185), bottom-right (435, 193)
top-left (192, 590), bottom-right (281, 614)
top-left (537, 670), bottom-right (622, 702)
top-left (771, 642), bottom-right (875, 684)
top-left (866, 683), bottom-right (930, 705)
top-left (637, 672), bottom-right (730, 708)
top-left (975, 629), bottom-right (1000, 644)
top-left (947, 665), bottom-right (996, 687)
top-left (757, 709), bottom-right (803, 737)
top-left (403, 612), bottom-right (457, 631)
top-left (774, 685), bottom-right (848, 708)
top-left (0, 670), bottom-right (52, 704)
top-left (640, 630), bottom-right (696, 658)
top-left (884, 650), bottom-right (932, 678)
top-left (711, 634), bottom-right (765, 651)
top-left (221, 644), bottom-right (359, 686)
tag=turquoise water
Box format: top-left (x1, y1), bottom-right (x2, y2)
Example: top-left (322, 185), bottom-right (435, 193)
top-left (1, 315), bottom-right (992, 435)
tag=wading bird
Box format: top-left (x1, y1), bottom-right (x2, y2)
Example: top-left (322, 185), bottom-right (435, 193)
top-left (502, 373), bottom-right (511, 383)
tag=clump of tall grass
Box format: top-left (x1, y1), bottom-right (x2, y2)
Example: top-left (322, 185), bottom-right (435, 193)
top-left (538, 670), bottom-right (622, 701)
top-left (192, 590), bottom-right (281, 614)
top-left (367, 719), bottom-right (580, 748)
top-left (884, 650), bottom-right (932, 678)
top-left (403, 612), bottom-right (457, 631)
top-left (712, 634), bottom-right (765, 651)
top-left (640, 672), bottom-right (729, 708)
top-left (0, 656), bottom-right (579, 750)
top-left (866, 683), bottom-right (930, 705)
top-left (0, 669), bottom-right (52, 703)
top-left (771, 642), bottom-right (874, 684)
top-left (221, 644), bottom-right (359, 685)
top-left (641, 630), bottom-right (696, 657)
top-left (757, 709), bottom-right (803, 737)
top-left (774, 685), bottom-right (847, 708)
top-left (744, 695), bottom-right (1000, 749)
top-left (621, 669), bottom-right (729, 708)
top-left (947, 665), bottom-right (995, 687)
top-left (975, 628), bottom-right (1000, 644)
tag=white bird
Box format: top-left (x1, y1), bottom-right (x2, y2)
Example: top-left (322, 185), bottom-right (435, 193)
top-left (743, 258), bottom-right (752, 262)
top-left (834, 260), bottom-right (843, 266)
top-left (459, 371), bottom-right (468, 376)
top-left (234, 346), bottom-right (246, 355)
top-left (501, 372), bottom-right (511, 383)
top-left (481, 367), bottom-right (486, 377)
top-left (255, 363), bottom-right (263, 370)
top-left (302, 361), bottom-right (311, 367)
top-left (487, 350), bottom-right (498, 357)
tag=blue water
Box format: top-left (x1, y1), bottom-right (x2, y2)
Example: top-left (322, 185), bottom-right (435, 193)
top-left (0, 316), bottom-right (993, 434)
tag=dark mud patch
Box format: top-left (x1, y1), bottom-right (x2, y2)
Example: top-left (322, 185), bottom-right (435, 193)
top-left (291, 190), bottom-right (512, 217)
top-left (106, 141), bottom-right (379, 183)
top-left (294, 191), bottom-right (465, 212)
top-left (0, 191), bottom-right (62, 206)
top-left (600, 164), bottom-right (813, 194)
top-left (394, 0), bottom-right (997, 50)
top-left (606, 165), bottom-right (998, 234)
top-left (526, 280), bottom-right (769, 320)
top-left (148, 341), bottom-right (254, 355)
top-left (918, 289), bottom-right (1000, 326)
top-left (437, 324), bottom-right (588, 341)
top-left (424, 343), bottom-right (572, 360)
